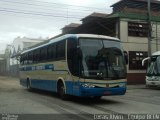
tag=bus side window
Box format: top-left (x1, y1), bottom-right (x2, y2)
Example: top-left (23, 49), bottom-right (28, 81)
top-left (20, 55), bottom-right (24, 65)
top-left (33, 50), bottom-right (36, 63)
top-left (56, 40), bottom-right (65, 60)
top-left (24, 53), bottom-right (28, 64)
top-left (67, 38), bottom-right (79, 76)
top-left (40, 47), bottom-right (47, 62)
top-left (47, 45), bottom-right (51, 60)
top-left (35, 49), bottom-right (40, 63)
top-left (28, 52), bottom-right (33, 64)
top-left (47, 44), bottom-right (56, 60)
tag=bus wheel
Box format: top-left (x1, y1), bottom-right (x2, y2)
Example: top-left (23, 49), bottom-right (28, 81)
top-left (27, 79), bottom-right (32, 91)
top-left (93, 96), bottom-right (102, 100)
top-left (57, 81), bottom-right (68, 100)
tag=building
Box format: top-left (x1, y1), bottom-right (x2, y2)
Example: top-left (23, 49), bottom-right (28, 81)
top-left (62, 23), bottom-right (81, 34)
top-left (61, 0), bottom-right (160, 84)
top-left (0, 54), bottom-right (6, 75)
top-left (5, 36), bottom-right (47, 76)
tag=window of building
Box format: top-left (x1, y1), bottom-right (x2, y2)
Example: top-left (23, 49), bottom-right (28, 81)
top-left (129, 51), bottom-right (148, 70)
top-left (128, 22), bottom-right (148, 37)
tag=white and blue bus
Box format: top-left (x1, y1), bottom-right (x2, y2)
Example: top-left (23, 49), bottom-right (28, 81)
top-left (142, 51), bottom-right (160, 87)
top-left (20, 34), bottom-right (127, 99)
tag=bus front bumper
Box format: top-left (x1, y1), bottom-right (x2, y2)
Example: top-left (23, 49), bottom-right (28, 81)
top-left (79, 86), bottom-right (126, 97)
top-left (146, 80), bottom-right (160, 87)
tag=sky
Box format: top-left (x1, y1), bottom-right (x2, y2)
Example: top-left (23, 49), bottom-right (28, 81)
top-left (0, 0), bottom-right (119, 53)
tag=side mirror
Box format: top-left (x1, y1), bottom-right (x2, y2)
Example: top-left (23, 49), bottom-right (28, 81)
top-left (142, 57), bottom-right (150, 66)
top-left (123, 51), bottom-right (128, 65)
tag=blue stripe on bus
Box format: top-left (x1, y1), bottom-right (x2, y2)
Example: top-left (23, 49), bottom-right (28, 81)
top-left (20, 79), bottom-right (126, 97)
top-left (20, 64), bottom-right (54, 71)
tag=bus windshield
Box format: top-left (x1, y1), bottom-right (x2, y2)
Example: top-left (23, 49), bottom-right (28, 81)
top-left (147, 56), bottom-right (160, 76)
top-left (79, 38), bottom-right (126, 80)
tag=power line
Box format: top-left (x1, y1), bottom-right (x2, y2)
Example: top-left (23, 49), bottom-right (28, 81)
top-left (0, 12), bottom-right (79, 23)
top-left (25, 0), bottom-right (106, 10)
top-left (0, 0), bottom-right (106, 12)
top-left (0, 0), bottom-right (107, 19)
top-left (0, 7), bottom-right (84, 19)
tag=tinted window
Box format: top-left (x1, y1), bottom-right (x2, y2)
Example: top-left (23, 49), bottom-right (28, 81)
top-left (35, 49), bottom-right (40, 63)
top-left (57, 40), bottom-right (65, 59)
top-left (20, 55), bottom-right (23, 65)
top-left (28, 52), bottom-right (33, 64)
top-left (40, 47), bottom-right (47, 61)
top-left (33, 50), bottom-right (37, 63)
top-left (47, 44), bottom-right (56, 60)
top-left (67, 38), bottom-right (79, 76)
top-left (24, 53), bottom-right (28, 64)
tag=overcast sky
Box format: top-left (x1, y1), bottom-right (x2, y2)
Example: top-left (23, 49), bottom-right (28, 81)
top-left (0, 0), bottom-right (119, 53)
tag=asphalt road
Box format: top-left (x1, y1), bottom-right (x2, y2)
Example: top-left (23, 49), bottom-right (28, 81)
top-left (0, 76), bottom-right (160, 120)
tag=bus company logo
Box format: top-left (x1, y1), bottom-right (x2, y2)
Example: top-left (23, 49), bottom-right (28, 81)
top-left (1, 114), bottom-right (18, 120)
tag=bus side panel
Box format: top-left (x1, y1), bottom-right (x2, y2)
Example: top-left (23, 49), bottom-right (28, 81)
top-left (65, 81), bottom-right (73, 95)
top-left (65, 80), bottom-right (81, 96)
top-left (31, 79), bottom-right (57, 92)
top-left (20, 61), bottom-right (69, 92)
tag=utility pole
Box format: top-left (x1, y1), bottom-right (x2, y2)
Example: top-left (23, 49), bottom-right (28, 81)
top-left (156, 22), bottom-right (158, 51)
top-left (148, 0), bottom-right (152, 57)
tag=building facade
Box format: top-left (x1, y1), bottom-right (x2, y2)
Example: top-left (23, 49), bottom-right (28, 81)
top-left (4, 37), bottom-right (47, 77)
top-left (112, 0), bottom-right (160, 84)
top-left (0, 54), bottom-right (6, 75)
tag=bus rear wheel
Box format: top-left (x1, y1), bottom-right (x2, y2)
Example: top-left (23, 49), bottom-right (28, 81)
top-left (57, 81), bottom-right (68, 100)
top-left (27, 79), bottom-right (32, 91)
top-left (93, 96), bottom-right (102, 100)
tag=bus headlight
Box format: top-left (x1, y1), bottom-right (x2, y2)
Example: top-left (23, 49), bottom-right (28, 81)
top-left (119, 83), bottom-right (126, 87)
top-left (82, 84), bottom-right (95, 88)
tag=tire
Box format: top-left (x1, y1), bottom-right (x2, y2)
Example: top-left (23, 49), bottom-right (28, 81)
top-left (27, 79), bottom-right (32, 91)
top-left (145, 84), bottom-right (150, 88)
top-left (57, 81), bottom-right (68, 100)
top-left (93, 96), bottom-right (102, 100)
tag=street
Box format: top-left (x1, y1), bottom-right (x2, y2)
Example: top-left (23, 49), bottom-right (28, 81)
top-left (0, 76), bottom-right (160, 120)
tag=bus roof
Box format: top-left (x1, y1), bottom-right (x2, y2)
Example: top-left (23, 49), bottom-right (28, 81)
top-left (152, 51), bottom-right (160, 56)
top-left (49, 34), bottom-right (120, 43)
top-left (21, 34), bottom-right (120, 54)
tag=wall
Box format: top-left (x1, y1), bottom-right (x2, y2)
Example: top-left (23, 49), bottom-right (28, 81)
top-left (119, 19), bottom-right (160, 84)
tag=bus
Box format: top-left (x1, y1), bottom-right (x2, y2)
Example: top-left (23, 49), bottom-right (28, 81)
top-left (142, 51), bottom-right (160, 87)
top-left (20, 34), bottom-right (127, 99)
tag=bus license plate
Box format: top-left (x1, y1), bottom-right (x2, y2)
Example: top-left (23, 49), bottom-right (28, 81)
top-left (106, 84), bottom-right (109, 88)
